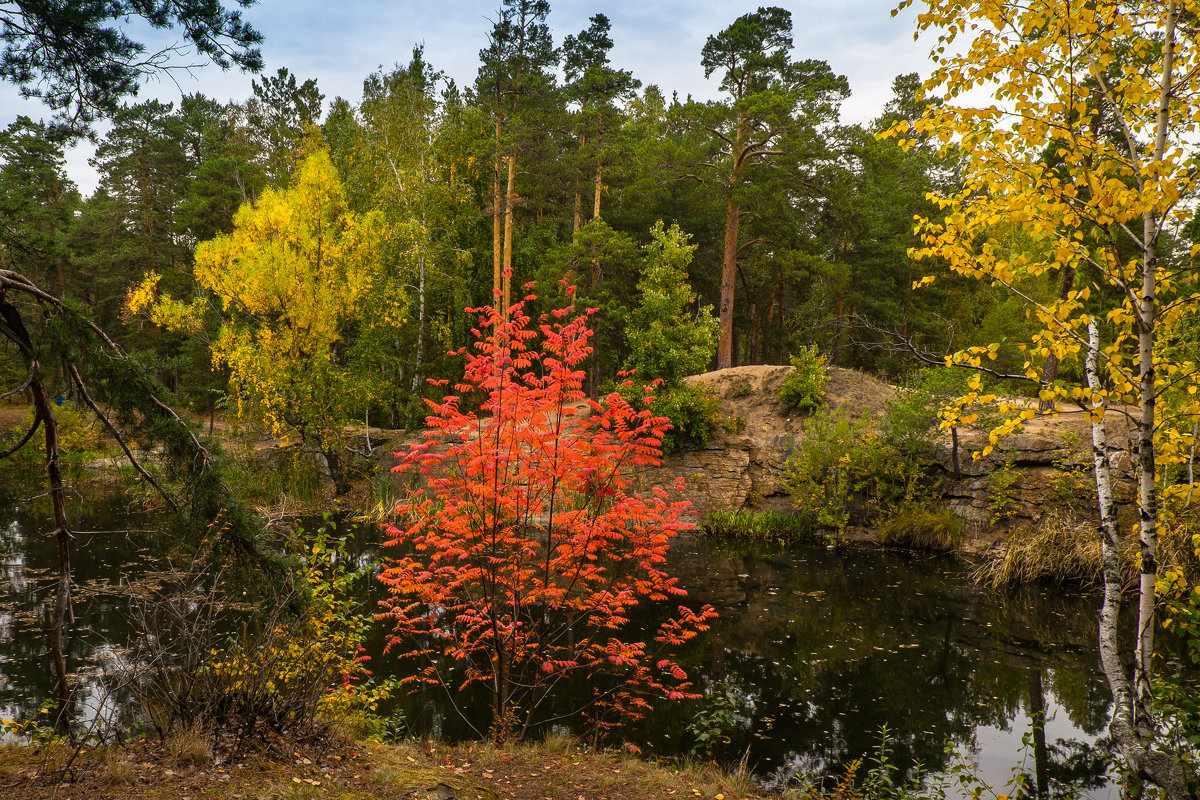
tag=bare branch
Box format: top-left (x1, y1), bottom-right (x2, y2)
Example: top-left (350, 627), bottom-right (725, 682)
top-left (67, 364), bottom-right (180, 511)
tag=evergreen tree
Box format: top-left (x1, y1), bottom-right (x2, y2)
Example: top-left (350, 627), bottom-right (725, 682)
top-left (475, 0), bottom-right (559, 310)
top-left (692, 7), bottom-right (848, 369)
top-left (562, 13), bottom-right (639, 232)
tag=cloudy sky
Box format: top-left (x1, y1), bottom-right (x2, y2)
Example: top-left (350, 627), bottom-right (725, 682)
top-left (0, 0), bottom-right (933, 195)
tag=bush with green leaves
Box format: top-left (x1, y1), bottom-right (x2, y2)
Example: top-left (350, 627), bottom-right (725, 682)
top-left (650, 383), bottom-right (721, 453)
top-left (882, 367), bottom-right (969, 460)
top-left (779, 346), bottom-right (827, 412)
top-left (783, 409), bottom-right (926, 536)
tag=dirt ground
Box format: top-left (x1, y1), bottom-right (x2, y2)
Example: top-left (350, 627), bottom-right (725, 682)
top-left (0, 737), bottom-right (765, 800)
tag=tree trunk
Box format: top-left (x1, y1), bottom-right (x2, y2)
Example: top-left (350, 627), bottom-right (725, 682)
top-left (502, 154), bottom-right (516, 314)
top-left (320, 441), bottom-right (351, 496)
top-left (951, 426), bottom-right (960, 480)
top-left (1089, 321), bottom-right (1191, 799)
top-left (717, 193), bottom-right (740, 370)
top-left (592, 159), bottom-right (602, 221)
top-left (572, 182), bottom-right (582, 237)
top-left (492, 119), bottom-right (503, 305)
top-left (411, 252), bottom-right (426, 401)
top-left (1038, 263), bottom-right (1075, 413)
top-left (572, 134), bottom-right (585, 237)
top-left (717, 110), bottom-right (748, 371)
top-left (30, 374), bottom-right (71, 734)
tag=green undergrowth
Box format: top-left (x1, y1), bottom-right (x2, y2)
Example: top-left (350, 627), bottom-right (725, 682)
top-left (704, 509), bottom-right (815, 543)
top-left (876, 506), bottom-right (963, 553)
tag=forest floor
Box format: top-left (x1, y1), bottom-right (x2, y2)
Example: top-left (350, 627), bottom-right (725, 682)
top-left (0, 735), bottom-right (769, 800)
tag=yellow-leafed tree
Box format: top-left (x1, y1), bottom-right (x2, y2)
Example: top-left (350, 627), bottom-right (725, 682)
top-left (888, 0), bottom-right (1199, 794)
top-left (129, 149), bottom-right (396, 493)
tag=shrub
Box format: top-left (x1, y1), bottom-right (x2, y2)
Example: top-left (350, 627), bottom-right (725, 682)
top-left (380, 296), bottom-right (716, 742)
top-left (783, 410), bottom-right (925, 537)
top-left (779, 346), bottom-right (827, 412)
top-left (877, 506), bottom-right (963, 552)
top-left (650, 383), bottom-right (722, 453)
top-left (125, 520), bottom-right (392, 749)
top-left (198, 523), bottom-right (390, 745)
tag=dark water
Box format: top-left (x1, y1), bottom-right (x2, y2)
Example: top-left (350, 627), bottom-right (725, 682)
top-left (0, 482), bottom-right (158, 736)
top-left (0, 489), bottom-right (1115, 795)
top-left (379, 535), bottom-right (1114, 795)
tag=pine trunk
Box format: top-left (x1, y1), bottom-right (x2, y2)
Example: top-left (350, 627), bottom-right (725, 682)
top-left (492, 119), bottom-right (503, 304)
top-left (502, 154), bottom-right (516, 314)
top-left (592, 159), bottom-right (602, 220)
top-left (572, 134), bottom-right (585, 236)
top-left (717, 193), bottom-right (740, 370)
top-left (717, 112), bottom-right (747, 371)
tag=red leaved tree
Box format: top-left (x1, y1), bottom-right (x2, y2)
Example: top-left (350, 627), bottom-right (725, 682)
top-left (378, 291), bottom-right (716, 742)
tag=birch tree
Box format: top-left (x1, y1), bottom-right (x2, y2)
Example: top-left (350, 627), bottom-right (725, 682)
top-left (888, 1), bottom-right (1200, 793)
top-left (357, 50), bottom-right (469, 426)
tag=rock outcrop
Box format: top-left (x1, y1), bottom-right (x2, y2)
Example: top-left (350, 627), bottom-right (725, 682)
top-left (638, 365), bottom-right (1130, 534)
top-left (374, 364), bottom-right (1119, 537)
top-left (635, 365), bottom-right (893, 517)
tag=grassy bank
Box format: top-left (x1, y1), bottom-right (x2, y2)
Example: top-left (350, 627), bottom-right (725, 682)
top-left (0, 735), bottom-right (766, 800)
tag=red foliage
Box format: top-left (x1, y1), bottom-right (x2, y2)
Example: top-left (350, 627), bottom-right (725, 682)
top-left (378, 295), bottom-right (716, 741)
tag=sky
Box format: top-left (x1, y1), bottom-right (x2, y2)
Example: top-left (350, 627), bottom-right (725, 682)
top-left (0, 0), bottom-right (933, 196)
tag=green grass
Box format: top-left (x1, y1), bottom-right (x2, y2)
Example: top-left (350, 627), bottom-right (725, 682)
top-left (877, 506), bottom-right (963, 553)
top-left (704, 509), bottom-right (815, 543)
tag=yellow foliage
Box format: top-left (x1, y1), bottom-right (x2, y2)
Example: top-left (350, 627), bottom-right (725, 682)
top-left (131, 150), bottom-right (403, 445)
top-left (888, 0), bottom-right (1200, 477)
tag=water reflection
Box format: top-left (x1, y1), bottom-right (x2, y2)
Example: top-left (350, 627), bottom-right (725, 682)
top-left (0, 494), bottom-right (1117, 795)
top-left (642, 538), bottom-right (1115, 795)
top-left (0, 481), bottom-right (154, 738)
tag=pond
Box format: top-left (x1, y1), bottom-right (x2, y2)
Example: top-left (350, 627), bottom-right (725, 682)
top-left (0, 484), bottom-right (1116, 797)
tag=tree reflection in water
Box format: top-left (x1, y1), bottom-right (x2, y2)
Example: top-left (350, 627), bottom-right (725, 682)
top-left (2, 501), bottom-right (1117, 795)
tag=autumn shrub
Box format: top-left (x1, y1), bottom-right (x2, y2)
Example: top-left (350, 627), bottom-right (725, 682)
top-left (198, 524), bottom-right (391, 745)
top-left (779, 346), bottom-right (827, 412)
top-left (126, 521), bottom-right (393, 748)
top-left (379, 294), bottom-right (716, 742)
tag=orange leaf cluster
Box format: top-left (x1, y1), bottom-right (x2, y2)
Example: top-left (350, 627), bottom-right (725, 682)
top-left (378, 295), bottom-right (716, 742)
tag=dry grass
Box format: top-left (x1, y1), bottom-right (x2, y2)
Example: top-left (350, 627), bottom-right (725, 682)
top-left (973, 514), bottom-right (1132, 587)
top-left (441, 739), bottom-right (767, 800)
top-left (95, 746), bottom-right (136, 786)
top-left (165, 725), bottom-right (212, 767)
top-left (0, 737), bottom-right (773, 800)
top-left (975, 512), bottom-right (1200, 589)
